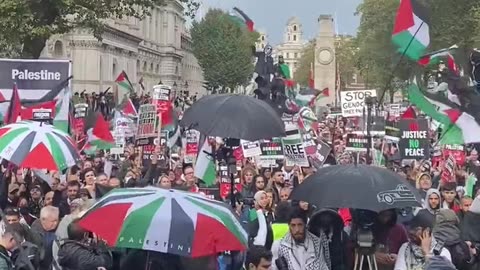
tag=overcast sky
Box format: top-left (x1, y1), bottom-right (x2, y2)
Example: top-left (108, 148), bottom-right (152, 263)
top-left (195, 0), bottom-right (363, 45)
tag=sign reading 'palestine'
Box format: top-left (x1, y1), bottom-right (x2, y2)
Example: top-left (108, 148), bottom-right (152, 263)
top-left (398, 119), bottom-right (430, 160)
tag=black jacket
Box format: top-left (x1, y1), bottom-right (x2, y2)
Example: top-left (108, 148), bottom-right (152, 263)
top-left (11, 241), bottom-right (40, 270)
top-left (58, 240), bottom-right (111, 270)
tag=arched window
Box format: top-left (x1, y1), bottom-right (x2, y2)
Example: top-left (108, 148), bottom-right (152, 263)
top-left (261, 36), bottom-right (265, 41)
top-left (293, 25), bottom-right (297, 31)
top-left (53, 41), bottom-right (63, 57)
top-left (143, 62), bottom-right (147, 71)
top-left (112, 59), bottom-right (118, 80)
top-left (293, 35), bottom-right (297, 41)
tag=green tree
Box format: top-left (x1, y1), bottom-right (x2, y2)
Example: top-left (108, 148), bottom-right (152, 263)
top-left (190, 9), bottom-right (258, 92)
top-left (0, 0), bottom-right (199, 59)
top-left (294, 40), bottom-right (315, 86)
top-left (335, 36), bottom-right (359, 88)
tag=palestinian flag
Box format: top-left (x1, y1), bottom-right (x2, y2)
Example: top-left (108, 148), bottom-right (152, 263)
top-left (418, 45), bottom-right (459, 74)
top-left (392, 0), bottom-right (430, 61)
top-left (120, 98), bottom-right (137, 117)
top-left (115, 71), bottom-right (134, 100)
top-left (193, 138), bottom-right (216, 186)
top-left (407, 82), bottom-right (480, 144)
top-left (279, 63), bottom-right (295, 87)
top-left (229, 7), bottom-right (254, 32)
top-left (295, 88), bottom-right (329, 108)
top-left (83, 112), bottom-right (114, 150)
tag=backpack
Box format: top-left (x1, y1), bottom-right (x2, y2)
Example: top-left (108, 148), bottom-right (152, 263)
top-left (444, 241), bottom-right (472, 270)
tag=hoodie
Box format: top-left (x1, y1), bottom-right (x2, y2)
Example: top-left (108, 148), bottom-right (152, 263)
top-left (416, 188), bottom-right (442, 227)
top-left (308, 209), bottom-right (349, 270)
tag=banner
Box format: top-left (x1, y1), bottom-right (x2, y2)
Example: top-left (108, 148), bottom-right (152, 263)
top-left (340, 89), bottom-right (377, 117)
top-left (0, 59), bottom-right (71, 100)
top-left (281, 128), bottom-right (309, 167)
top-left (310, 140), bottom-right (332, 167)
top-left (241, 141), bottom-right (262, 158)
top-left (345, 133), bottom-right (369, 152)
top-left (442, 144), bottom-right (466, 166)
top-left (398, 119), bottom-right (430, 160)
top-left (136, 104), bottom-right (158, 139)
top-left (385, 120), bottom-right (401, 142)
top-left (184, 130), bottom-right (199, 164)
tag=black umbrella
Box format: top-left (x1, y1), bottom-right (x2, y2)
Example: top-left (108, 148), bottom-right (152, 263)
top-left (290, 164), bottom-right (422, 212)
top-left (180, 94), bottom-right (285, 141)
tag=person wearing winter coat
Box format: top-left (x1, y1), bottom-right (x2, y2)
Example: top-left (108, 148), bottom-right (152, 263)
top-left (308, 208), bottom-right (350, 270)
top-left (461, 196), bottom-right (480, 270)
top-left (57, 219), bottom-right (111, 270)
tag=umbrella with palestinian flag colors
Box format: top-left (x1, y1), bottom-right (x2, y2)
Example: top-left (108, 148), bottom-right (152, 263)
top-left (79, 188), bottom-right (248, 257)
top-left (0, 121), bottom-right (80, 170)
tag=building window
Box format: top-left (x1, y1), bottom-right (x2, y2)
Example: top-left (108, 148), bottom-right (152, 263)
top-left (293, 25), bottom-right (297, 31)
top-left (294, 62), bottom-right (297, 68)
top-left (293, 35), bottom-right (297, 41)
top-left (288, 35), bottom-right (290, 41)
top-left (294, 52), bottom-right (298, 58)
top-left (261, 44), bottom-right (265, 49)
top-left (112, 59), bottom-right (118, 80)
top-left (53, 41), bottom-right (63, 58)
top-left (286, 53), bottom-right (290, 58)
top-left (143, 62), bottom-right (147, 71)
top-left (261, 36), bottom-right (265, 41)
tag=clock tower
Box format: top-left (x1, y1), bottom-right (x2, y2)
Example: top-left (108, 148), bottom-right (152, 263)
top-left (315, 15), bottom-right (336, 106)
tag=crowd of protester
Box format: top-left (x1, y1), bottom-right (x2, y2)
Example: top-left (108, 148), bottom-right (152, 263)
top-left (0, 112), bottom-right (477, 270)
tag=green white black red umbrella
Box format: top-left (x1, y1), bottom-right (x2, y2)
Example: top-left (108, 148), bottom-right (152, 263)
top-left (79, 188), bottom-right (248, 257)
top-left (0, 121), bottom-right (80, 171)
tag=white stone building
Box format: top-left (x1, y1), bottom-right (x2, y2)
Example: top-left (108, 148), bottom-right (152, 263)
top-left (274, 17), bottom-right (308, 79)
top-left (255, 30), bottom-right (269, 51)
top-left (40, 2), bottom-right (205, 96)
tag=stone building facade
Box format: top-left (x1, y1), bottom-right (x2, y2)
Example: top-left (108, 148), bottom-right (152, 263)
top-left (41, 1), bottom-right (205, 96)
top-left (274, 17), bottom-right (308, 79)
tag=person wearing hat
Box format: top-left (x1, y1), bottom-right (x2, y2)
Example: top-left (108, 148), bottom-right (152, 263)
top-left (6, 184), bottom-right (20, 209)
top-left (394, 212), bottom-right (452, 270)
top-left (28, 185), bottom-right (43, 219)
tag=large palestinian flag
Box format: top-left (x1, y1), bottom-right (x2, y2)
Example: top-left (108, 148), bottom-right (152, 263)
top-left (392, 0), bottom-right (430, 61)
top-left (407, 82), bottom-right (480, 145)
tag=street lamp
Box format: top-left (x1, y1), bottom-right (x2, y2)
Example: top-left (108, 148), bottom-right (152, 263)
top-left (172, 81), bottom-right (178, 101)
top-left (364, 96), bottom-right (377, 165)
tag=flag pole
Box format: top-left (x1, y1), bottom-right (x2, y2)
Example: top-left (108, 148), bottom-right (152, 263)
top-left (378, 21), bottom-right (425, 105)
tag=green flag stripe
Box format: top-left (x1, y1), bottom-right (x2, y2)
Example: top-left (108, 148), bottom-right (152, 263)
top-left (90, 139), bottom-right (114, 149)
top-left (407, 85), bottom-right (451, 125)
top-left (116, 197), bottom-right (166, 248)
top-left (392, 31), bottom-right (427, 60)
top-left (203, 162), bottom-right (216, 186)
top-left (185, 197), bottom-right (247, 245)
top-left (46, 133), bottom-right (68, 170)
top-left (0, 127), bottom-right (30, 153)
top-left (118, 81), bottom-right (134, 93)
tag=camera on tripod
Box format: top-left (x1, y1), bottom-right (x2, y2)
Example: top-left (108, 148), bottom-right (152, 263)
top-left (351, 209), bottom-right (379, 270)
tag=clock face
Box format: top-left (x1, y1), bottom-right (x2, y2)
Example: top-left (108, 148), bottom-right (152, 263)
top-left (316, 47), bottom-right (334, 65)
